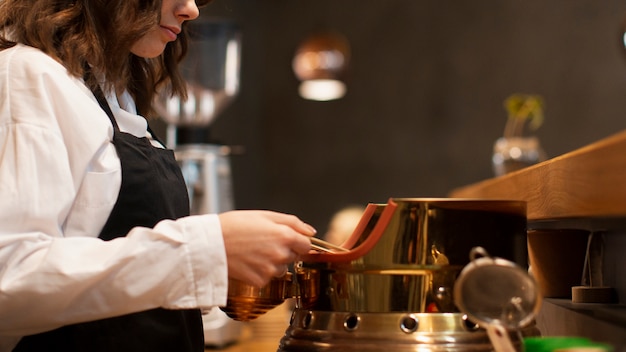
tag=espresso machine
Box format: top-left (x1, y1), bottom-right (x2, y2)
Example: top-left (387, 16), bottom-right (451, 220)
top-left (221, 198), bottom-right (542, 351)
top-left (155, 18), bottom-right (244, 347)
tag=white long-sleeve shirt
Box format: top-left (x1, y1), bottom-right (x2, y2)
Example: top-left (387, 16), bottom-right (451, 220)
top-left (0, 44), bottom-right (228, 350)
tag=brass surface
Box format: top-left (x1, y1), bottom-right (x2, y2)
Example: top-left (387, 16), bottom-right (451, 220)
top-left (278, 309), bottom-right (540, 351)
top-left (355, 198), bottom-right (527, 269)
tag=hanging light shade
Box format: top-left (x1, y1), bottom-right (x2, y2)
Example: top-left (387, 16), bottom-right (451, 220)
top-left (292, 31), bottom-right (350, 101)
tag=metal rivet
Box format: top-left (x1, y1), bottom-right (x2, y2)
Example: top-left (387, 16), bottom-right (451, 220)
top-left (400, 315), bottom-right (419, 333)
top-left (343, 313), bottom-right (360, 331)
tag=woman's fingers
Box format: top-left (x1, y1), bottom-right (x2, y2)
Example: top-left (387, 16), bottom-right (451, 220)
top-left (218, 210), bottom-right (317, 287)
top-left (255, 210), bottom-right (317, 237)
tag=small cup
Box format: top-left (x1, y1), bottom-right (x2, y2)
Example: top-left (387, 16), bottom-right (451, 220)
top-left (220, 273), bottom-right (293, 321)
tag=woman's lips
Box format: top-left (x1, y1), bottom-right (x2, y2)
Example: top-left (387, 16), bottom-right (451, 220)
top-left (161, 26), bottom-right (179, 41)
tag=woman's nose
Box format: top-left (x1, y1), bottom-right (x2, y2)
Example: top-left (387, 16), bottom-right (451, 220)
top-left (177, 0), bottom-right (200, 21)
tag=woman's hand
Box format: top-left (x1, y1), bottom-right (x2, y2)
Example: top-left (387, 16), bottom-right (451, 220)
top-left (218, 210), bottom-right (316, 288)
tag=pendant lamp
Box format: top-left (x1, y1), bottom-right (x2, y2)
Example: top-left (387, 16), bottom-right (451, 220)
top-left (292, 31), bottom-right (350, 101)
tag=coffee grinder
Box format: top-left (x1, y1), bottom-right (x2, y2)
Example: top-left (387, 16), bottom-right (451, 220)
top-left (155, 18), bottom-right (243, 347)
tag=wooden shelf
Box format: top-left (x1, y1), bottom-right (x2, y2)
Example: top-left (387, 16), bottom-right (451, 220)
top-left (449, 131), bottom-right (626, 351)
top-left (449, 130), bottom-right (626, 221)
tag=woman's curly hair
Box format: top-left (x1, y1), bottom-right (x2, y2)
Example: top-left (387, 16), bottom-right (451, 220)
top-left (0, 0), bottom-right (211, 116)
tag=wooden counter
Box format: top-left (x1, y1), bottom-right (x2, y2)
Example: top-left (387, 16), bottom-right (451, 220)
top-left (206, 302), bottom-right (292, 352)
top-left (449, 129), bottom-right (626, 221)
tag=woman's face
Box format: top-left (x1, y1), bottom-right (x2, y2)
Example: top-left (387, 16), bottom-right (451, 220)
top-left (130, 0), bottom-right (200, 58)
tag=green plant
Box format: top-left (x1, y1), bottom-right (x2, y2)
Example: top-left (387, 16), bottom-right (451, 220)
top-left (503, 94), bottom-right (544, 138)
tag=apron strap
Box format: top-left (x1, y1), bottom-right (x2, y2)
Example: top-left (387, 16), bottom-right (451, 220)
top-left (86, 70), bottom-right (169, 149)
top-left (91, 84), bottom-right (120, 131)
top-left (83, 68), bottom-right (120, 131)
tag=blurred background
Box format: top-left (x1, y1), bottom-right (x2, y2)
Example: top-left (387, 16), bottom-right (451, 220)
top-left (156, 0), bottom-right (626, 234)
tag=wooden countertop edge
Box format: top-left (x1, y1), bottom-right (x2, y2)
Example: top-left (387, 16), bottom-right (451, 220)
top-left (448, 130), bottom-right (626, 221)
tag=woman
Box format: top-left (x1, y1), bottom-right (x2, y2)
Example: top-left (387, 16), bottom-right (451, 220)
top-left (0, 0), bottom-right (315, 351)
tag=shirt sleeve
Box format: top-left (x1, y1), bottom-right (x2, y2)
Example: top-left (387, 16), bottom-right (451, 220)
top-left (0, 45), bottom-right (228, 337)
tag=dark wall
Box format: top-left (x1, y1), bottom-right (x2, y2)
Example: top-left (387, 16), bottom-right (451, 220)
top-left (181, 0), bottom-right (626, 232)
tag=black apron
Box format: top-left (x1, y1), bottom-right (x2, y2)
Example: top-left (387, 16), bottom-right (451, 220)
top-left (14, 86), bottom-right (204, 351)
